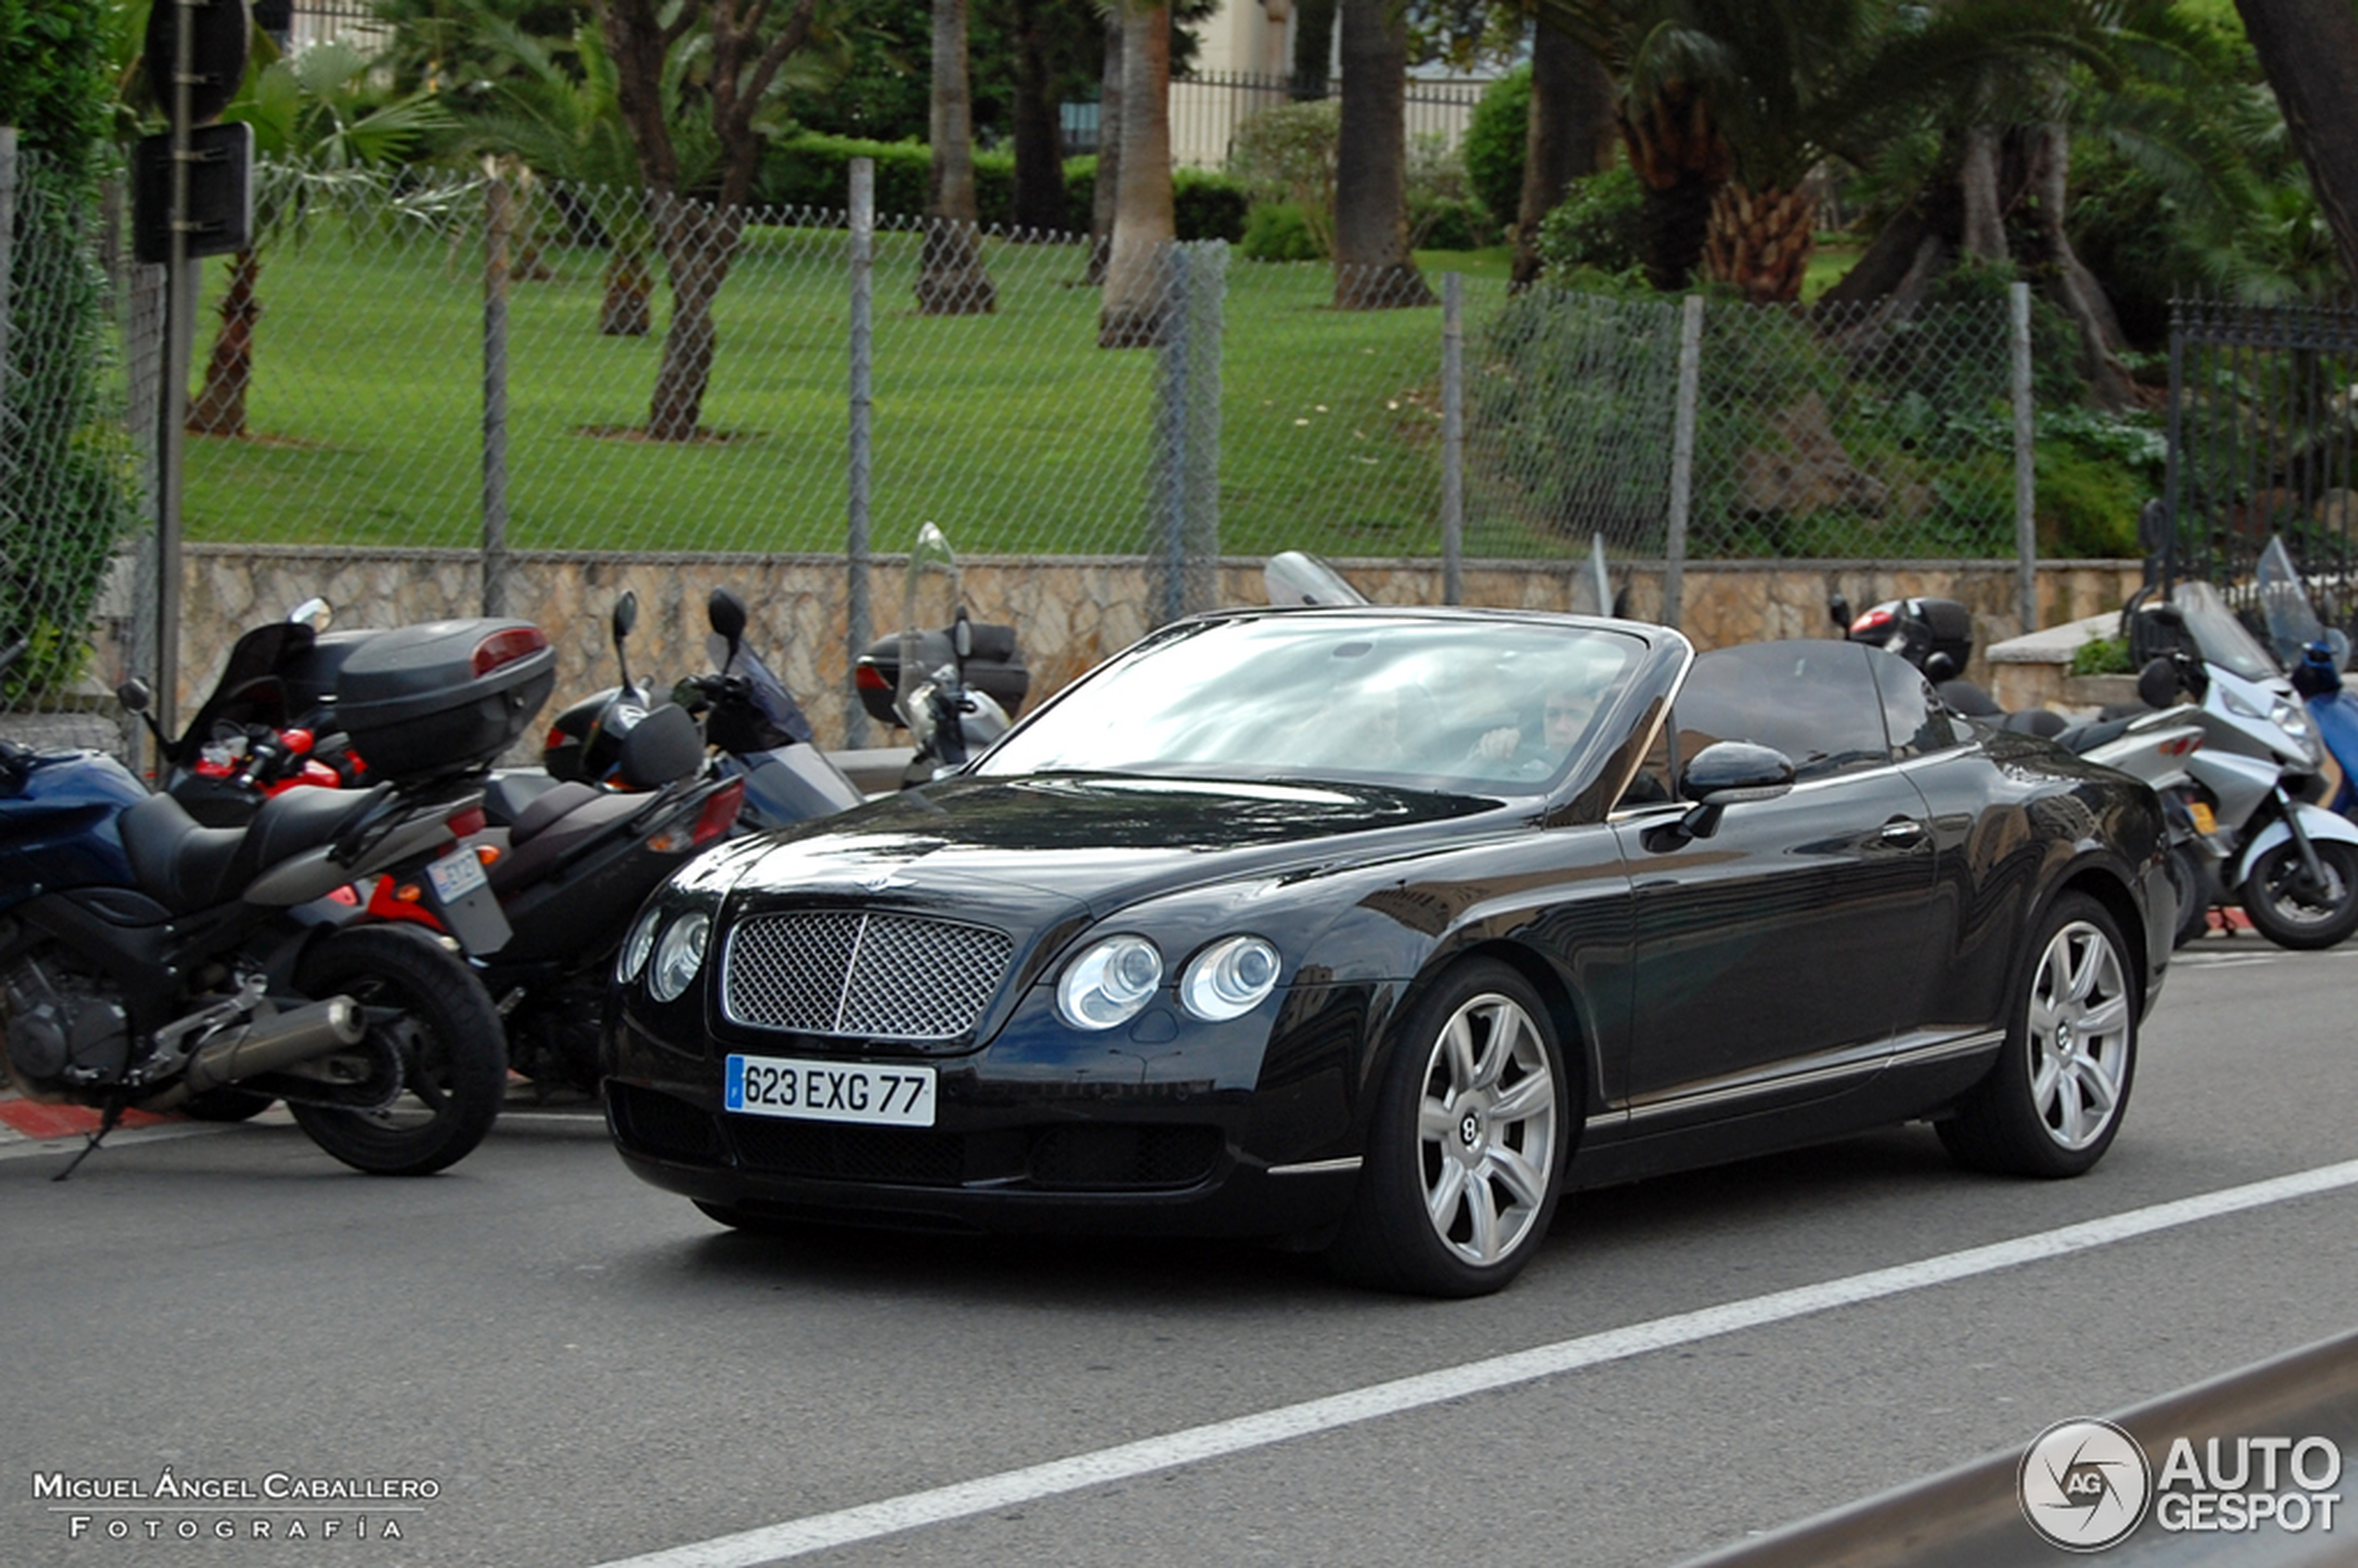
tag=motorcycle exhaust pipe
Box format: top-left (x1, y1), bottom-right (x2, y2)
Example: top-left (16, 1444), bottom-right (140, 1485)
top-left (141, 998), bottom-right (367, 1110)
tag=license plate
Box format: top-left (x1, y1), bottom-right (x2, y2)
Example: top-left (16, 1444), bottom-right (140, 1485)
top-left (724, 1054), bottom-right (937, 1128)
top-left (425, 845), bottom-right (489, 903)
top-left (2189, 801), bottom-right (2218, 835)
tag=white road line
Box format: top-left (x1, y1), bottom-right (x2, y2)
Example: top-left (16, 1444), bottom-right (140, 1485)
top-left (590, 1157), bottom-right (2358, 1568)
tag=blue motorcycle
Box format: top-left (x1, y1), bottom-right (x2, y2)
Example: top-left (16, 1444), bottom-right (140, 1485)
top-left (1, 631), bottom-right (515, 1176)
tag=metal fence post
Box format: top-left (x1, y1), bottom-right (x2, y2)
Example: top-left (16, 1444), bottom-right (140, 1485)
top-left (0, 128), bottom-right (15, 407)
top-left (1441, 271), bottom-right (1463, 606)
top-left (482, 166), bottom-right (512, 617)
top-left (1159, 242), bottom-right (1191, 626)
top-left (2012, 280), bottom-right (2036, 634)
top-left (845, 158), bottom-right (875, 747)
top-left (1662, 294), bottom-right (1704, 631)
top-left (1192, 241), bottom-right (1223, 616)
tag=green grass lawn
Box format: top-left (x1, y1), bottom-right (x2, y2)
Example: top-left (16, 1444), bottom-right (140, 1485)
top-left (184, 222), bottom-right (1584, 561)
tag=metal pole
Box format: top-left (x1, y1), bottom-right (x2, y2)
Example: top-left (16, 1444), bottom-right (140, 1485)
top-left (845, 158), bottom-right (874, 747)
top-left (2012, 281), bottom-right (2036, 634)
top-left (154, 0), bottom-right (200, 739)
top-left (1160, 243), bottom-right (1190, 626)
top-left (482, 168), bottom-right (511, 617)
top-left (2163, 302), bottom-right (2187, 599)
top-left (0, 128), bottom-right (16, 396)
top-left (1193, 242), bottom-right (1224, 616)
top-left (1441, 271), bottom-right (1463, 605)
top-left (1662, 294), bottom-right (1704, 631)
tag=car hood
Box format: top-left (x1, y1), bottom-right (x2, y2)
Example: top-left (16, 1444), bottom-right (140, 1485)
top-left (731, 772), bottom-right (1504, 919)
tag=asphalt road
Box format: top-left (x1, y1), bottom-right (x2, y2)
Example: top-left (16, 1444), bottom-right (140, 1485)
top-left (6, 934), bottom-right (2357, 1568)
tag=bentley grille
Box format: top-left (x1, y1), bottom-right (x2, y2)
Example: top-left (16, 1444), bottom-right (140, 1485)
top-left (720, 911), bottom-right (1011, 1041)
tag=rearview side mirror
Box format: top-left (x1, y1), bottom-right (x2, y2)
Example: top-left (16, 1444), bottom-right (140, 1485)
top-left (1646, 741), bottom-right (1795, 851)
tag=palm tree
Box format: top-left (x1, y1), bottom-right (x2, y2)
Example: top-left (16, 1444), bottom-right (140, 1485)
top-left (1331, 0), bottom-right (1433, 308)
top-left (462, 19), bottom-right (708, 336)
top-left (918, 0), bottom-right (998, 313)
top-left (188, 43), bottom-right (451, 437)
top-left (1098, 0), bottom-right (1173, 346)
top-left (2233, 0), bottom-right (2358, 287)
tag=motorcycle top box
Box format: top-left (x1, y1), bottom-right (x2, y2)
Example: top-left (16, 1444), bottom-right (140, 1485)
top-left (334, 619), bottom-right (557, 779)
top-left (851, 624), bottom-right (1030, 728)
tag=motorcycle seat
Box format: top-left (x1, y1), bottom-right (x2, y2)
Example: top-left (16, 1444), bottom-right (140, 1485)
top-left (487, 787), bottom-right (651, 895)
top-left (509, 780), bottom-right (599, 844)
top-left (2053, 715), bottom-right (2137, 756)
top-left (121, 784), bottom-right (383, 913)
top-left (482, 771), bottom-right (571, 829)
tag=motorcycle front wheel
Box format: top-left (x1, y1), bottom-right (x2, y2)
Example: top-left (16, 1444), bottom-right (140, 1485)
top-left (289, 927), bottom-right (508, 1174)
top-left (2240, 838), bottom-right (2358, 951)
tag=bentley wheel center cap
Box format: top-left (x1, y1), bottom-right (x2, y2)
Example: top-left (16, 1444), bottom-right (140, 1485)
top-left (1459, 1111), bottom-right (1483, 1147)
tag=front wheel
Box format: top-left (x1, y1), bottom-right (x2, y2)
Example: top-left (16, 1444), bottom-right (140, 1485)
top-left (1938, 892), bottom-right (2136, 1178)
top-left (289, 927), bottom-right (507, 1175)
top-left (2239, 837), bottom-right (2358, 951)
top-left (2165, 842), bottom-right (2210, 949)
top-left (1327, 960), bottom-right (1569, 1298)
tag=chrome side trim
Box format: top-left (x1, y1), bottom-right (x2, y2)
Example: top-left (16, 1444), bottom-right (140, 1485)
top-left (1622, 1027), bottom-right (2000, 1123)
top-left (1267, 1156), bottom-right (1363, 1177)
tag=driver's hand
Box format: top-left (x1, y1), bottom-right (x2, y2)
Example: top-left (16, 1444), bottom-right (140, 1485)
top-left (1475, 725), bottom-right (1521, 760)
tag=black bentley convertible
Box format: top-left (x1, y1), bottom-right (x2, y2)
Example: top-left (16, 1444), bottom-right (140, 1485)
top-left (603, 608), bottom-right (2170, 1296)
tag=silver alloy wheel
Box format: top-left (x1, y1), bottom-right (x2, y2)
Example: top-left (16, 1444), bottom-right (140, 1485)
top-left (1414, 991), bottom-right (1560, 1267)
top-left (2026, 918), bottom-right (2131, 1151)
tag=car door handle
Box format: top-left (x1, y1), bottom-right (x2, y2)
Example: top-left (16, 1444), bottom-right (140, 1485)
top-left (1878, 819), bottom-right (1928, 847)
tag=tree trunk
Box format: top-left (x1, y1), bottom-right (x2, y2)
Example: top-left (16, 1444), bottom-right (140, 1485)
top-left (188, 250), bottom-right (262, 438)
top-left (1510, 20), bottom-right (1615, 288)
top-left (647, 196), bottom-right (745, 441)
top-left (1957, 124), bottom-right (2006, 262)
top-left (1617, 80), bottom-right (1731, 293)
top-left (2235, 0), bottom-right (2358, 287)
top-left (1099, 3), bottom-right (1173, 347)
top-left (1089, 7), bottom-right (1124, 285)
top-left (2022, 123), bottom-right (2131, 408)
top-left (599, 247), bottom-right (653, 336)
top-left (1008, 0), bottom-right (1069, 235)
top-left (919, 0), bottom-right (997, 314)
top-left (1703, 184), bottom-right (1817, 305)
top-left (1331, 0), bottom-right (1432, 310)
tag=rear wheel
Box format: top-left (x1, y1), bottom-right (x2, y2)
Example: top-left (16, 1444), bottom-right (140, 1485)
top-left (289, 927), bottom-right (507, 1175)
top-left (2239, 838), bottom-right (2358, 951)
top-left (2165, 843), bottom-right (2210, 948)
top-left (1938, 893), bottom-right (2136, 1178)
top-left (1327, 960), bottom-right (1568, 1297)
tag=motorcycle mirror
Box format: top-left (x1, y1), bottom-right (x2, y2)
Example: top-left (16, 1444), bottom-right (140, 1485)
top-left (952, 607), bottom-right (973, 665)
top-left (2136, 657), bottom-right (2182, 710)
top-left (1828, 593), bottom-right (1852, 630)
top-left (1924, 651), bottom-right (1960, 683)
top-left (287, 597), bottom-right (332, 631)
top-left (613, 591), bottom-right (639, 642)
top-left (116, 678), bottom-right (151, 714)
top-left (707, 589), bottom-right (747, 646)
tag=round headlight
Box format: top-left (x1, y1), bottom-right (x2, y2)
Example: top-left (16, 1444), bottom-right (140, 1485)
top-left (1056, 934), bottom-right (1163, 1030)
top-left (1179, 935), bottom-right (1282, 1021)
top-left (616, 904), bottom-right (663, 985)
top-left (648, 911), bottom-right (711, 1003)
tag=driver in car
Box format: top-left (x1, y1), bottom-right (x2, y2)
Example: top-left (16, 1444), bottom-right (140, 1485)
top-left (1472, 679), bottom-right (1599, 775)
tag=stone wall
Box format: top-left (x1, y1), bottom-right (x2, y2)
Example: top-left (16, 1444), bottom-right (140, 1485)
top-left (165, 546), bottom-right (2146, 749)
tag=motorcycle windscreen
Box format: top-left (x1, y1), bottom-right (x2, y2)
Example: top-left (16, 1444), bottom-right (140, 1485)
top-left (899, 522), bottom-right (961, 728)
top-left (703, 631), bottom-right (814, 745)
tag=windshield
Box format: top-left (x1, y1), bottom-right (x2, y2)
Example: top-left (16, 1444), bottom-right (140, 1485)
top-left (977, 615), bottom-right (1645, 793)
top-left (2172, 581), bottom-right (2280, 682)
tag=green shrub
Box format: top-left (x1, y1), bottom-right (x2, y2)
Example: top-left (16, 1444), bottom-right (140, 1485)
top-left (1461, 65), bottom-right (1529, 228)
top-left (1535, 165), bottom-right (1645, 279)
top-left (1240, 201), bottom-right (1323, 261)
top-left (1410, 195), bottom-right (1494, 253)
top-left (2036, 441), bottom-right (2144, 557)
top-left (1226, 98), bottom-right (1338, 255)
top-left (1059, 159), bottom-right (1250, 243)
top-left (2070, 636), bottom-right (2133, 677)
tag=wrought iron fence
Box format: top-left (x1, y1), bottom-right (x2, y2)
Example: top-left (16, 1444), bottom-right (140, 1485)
top-left (2163, 298), bottom-right (2358, 632)
top-left (1169, 71), bottom-right (1490, 169)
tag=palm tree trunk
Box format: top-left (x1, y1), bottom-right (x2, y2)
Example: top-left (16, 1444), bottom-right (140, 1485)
top-left (1331, 0), bottom-right (1432, 310)
top-left (1089, 7), bottom-right (1124, 285)
top-left (600, 247), bottom-right (653, 337)
top-left (188, 251), bottom-right (262, 437)
top-left (1618, 80), bottom-right (1731, 293)
top-left (918, 0), bottom-right (997, 314)
top-left (1703, 184), bottom-right (1817, 305)
top-left (1008, 0), bottom-right (1069, 235)
top-left (1099, 2), bottom-right (1173, 348)
top-left (2235, 0), bottom-right (2358, 286)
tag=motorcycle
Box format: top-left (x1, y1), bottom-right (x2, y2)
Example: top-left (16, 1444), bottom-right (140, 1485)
top-left (2116, 576), bottom-right (2358, 950)
top-left (852, 524), bottom-right (1030, 786)
top-left (1, 631), bottom-right (515, 1177)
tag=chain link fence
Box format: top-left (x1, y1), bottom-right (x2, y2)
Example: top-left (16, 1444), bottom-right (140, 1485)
top-left (6, 154), bottom-right (2047, 741)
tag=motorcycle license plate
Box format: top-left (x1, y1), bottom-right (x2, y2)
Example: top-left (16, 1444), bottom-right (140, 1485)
top-left (2189, 801), bottom-right (2217, 835)
top-left (426, 844), bottom-right (489, 903)
top-left (725, 1054), bottom-right (937, 1128)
